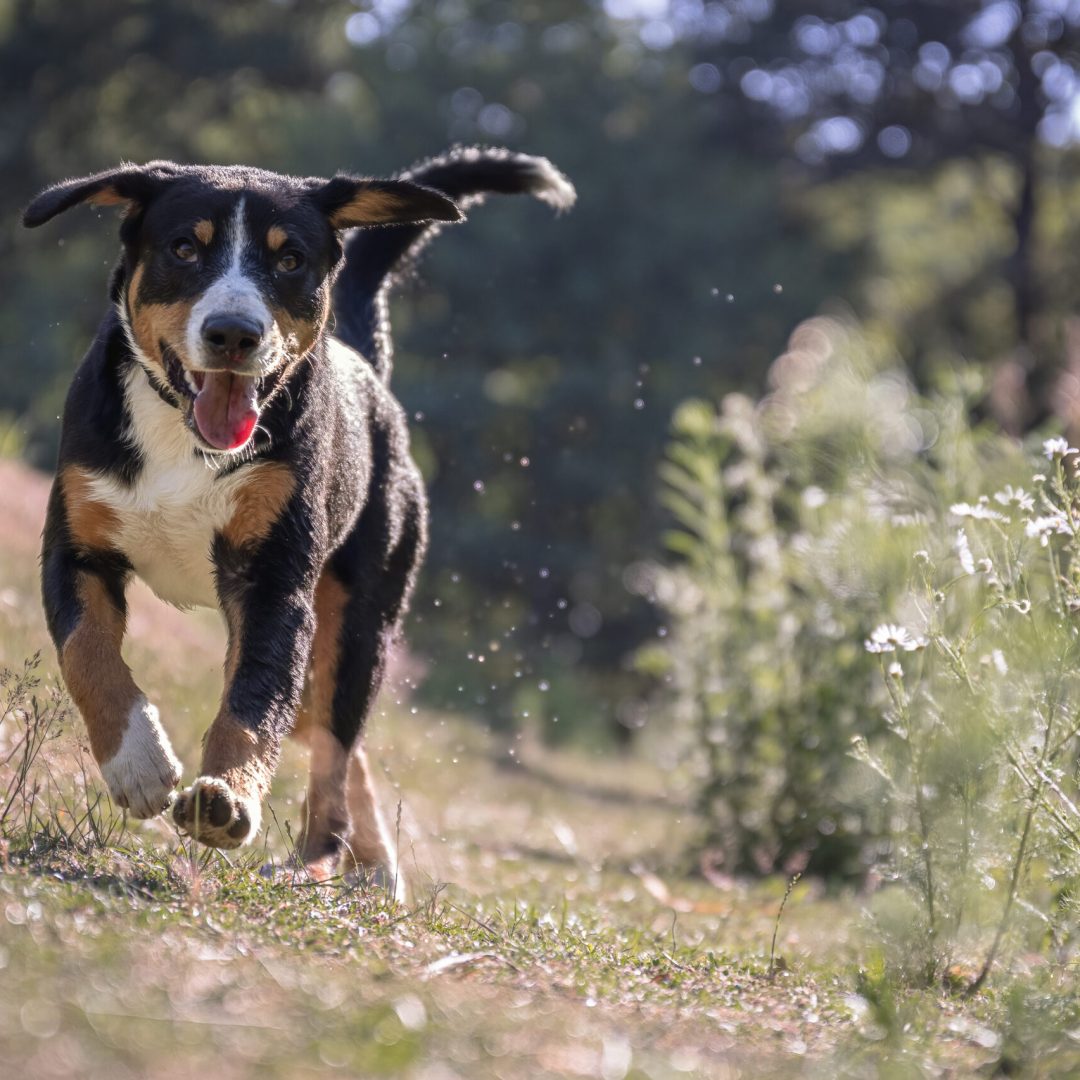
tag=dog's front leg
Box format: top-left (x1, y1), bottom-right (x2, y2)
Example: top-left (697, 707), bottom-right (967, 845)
top-left (172, 514), bottom-right (320, 850)
top-left (42, 483), bottom-right (182, 818)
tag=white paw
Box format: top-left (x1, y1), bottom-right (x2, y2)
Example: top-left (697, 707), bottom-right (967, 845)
top-left (99, 698), bottom-right (183, 819)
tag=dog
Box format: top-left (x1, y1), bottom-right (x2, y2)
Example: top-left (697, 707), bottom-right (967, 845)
top-left (23, 147), bottom-right (574, 889)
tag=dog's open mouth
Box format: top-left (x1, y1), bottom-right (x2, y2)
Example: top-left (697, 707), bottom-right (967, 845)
top-left (163, 345), bottom-right (260, 452)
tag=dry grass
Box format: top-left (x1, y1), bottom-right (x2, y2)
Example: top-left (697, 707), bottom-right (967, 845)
top-left (0, 459), bottom-right (1044, 1078)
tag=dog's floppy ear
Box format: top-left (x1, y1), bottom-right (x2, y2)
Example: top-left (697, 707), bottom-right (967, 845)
top-left (22, 162), bottom-right (180, 228)
top-left (311, 176), bottom-right (463, 229)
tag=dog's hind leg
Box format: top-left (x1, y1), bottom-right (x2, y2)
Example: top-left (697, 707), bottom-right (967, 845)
top-left (294, 467), bottom-right (426, 898)
top-left (290, 571), bottom-right (355, 881)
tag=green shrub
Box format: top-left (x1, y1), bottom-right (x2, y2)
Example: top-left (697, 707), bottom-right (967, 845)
top-left (642, 314), bottom-right (1080, 986)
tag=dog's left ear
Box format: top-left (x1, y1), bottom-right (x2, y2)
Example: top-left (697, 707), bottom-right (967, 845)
top-left (22, 162), bottom-right (180, 228)
top-left (311, 176), bottom-right (463, 229)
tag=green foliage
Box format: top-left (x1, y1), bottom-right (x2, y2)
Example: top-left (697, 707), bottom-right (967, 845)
top-left (646, 313), bottom-right (1080, 1004)
top-left (637, 317), bottom-right (933, 878)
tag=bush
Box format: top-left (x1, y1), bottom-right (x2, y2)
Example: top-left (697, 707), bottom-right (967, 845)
top-left (641, 314), bottom-right (1080, 986)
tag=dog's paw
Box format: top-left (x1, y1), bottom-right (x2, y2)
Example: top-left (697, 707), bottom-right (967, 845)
top-left (99, 698), bottom-right (182, 819)
top-left (172, 777), bottom-right (261, 849)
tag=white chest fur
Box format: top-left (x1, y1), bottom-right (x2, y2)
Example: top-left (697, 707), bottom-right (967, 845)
top-left (86, 366), bottom-right (254, 609)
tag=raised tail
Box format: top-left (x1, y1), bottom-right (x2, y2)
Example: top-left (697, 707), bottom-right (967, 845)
top-left (330, 146), bottom-right (575, 381)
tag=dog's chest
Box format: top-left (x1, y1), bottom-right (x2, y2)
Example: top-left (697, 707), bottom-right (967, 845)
top-left (88, 371), bottom-right (249, 609)
top-left (91, 456), bottom-right (244, 609)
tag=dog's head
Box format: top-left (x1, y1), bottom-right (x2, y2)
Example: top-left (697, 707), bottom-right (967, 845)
top-left (24, 161), bottom-right (461, 452)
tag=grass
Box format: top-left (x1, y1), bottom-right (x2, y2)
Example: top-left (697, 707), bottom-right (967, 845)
top-left (0, 458), bottom-right (1070, 1078)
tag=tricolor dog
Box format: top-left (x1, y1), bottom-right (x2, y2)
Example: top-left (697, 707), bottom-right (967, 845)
top-left (23, 148), bottom-right (574, 888)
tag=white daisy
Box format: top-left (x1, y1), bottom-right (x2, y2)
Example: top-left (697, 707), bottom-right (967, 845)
top-left (1043, 437), bottom-right (1078, 461)
top-left (993, 485), bottom-right (1035, 513)
top-left (950, 502), bottom-right (1008, 522)
top-left (865, 624), bottom-right (929, 654)
top-left (1025, 513), bottom-right (1071, 547)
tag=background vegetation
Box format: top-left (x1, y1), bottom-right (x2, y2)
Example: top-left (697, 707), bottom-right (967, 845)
top-left (10, 1), bottom-right (1080, 1074)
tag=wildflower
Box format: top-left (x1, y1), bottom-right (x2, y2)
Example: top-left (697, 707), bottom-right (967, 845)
top-left (801, 485), bottom-right (827, 509)
top-left (1043, 437), bottom-right (1078, 460)
top-left (993, 485), bottom-right (1035, 513)
top-left (913, 550), bottom-right (930, 564)
top-left (956, 528), bottom-right (976, 575)
top-left (1013, 599), bottom-right (1032, 615)
top-left (950, 502), bottom-right (1008, 522)
top-left (865, 623), bottom-right (929, 654)
top-left (1025, 513), bottom-right (1071, 546)
top-left (887, 661), bottom-right (903, 679)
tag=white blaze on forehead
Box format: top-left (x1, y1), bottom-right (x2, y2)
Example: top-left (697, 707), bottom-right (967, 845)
top-left (186, 197), bottom-right (273, 369)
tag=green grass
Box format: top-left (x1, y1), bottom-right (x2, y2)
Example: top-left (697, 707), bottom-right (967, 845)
top-left (0, 460), bottom-right (1073, 1078)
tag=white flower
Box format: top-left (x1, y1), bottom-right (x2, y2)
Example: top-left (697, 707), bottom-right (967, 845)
top-left (865, 623), bottom-right (929, 654)
top-left (801, 486), bottom-right (827, 509)
top-left (887, 661), bottom-right (904, 679)
top-left (1025, 513), bottom-right (1071, 546)
top-left (956, 528), bottom-right (976, 574)
top-left (1043, 437), bottom-right (1078, 460)
top-left (950, 502), bottom-right (1008, 522)
top-left (993, 485), bottom-right (1035, 513)
top-left (913, 549), bottom-right (930, 564)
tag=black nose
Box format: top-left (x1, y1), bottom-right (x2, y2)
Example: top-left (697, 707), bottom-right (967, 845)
top-left (201, 314), bottom-right (264, 361)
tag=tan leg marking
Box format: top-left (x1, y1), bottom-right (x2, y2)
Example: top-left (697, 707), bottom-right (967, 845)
top-left (60, 574), bottom-right (181, 817)
top-left (60, 574), bottom-right (134, 764)
top-left (346, 742), bottom-right (405, 901)
top-left (293, 573), bottom-right (349, 876)
top-left (221, 461), bottom-right (296, 548)
top-left (62, 466), bottom-right (119, 552)
top-left (291, 572), bottom-right (402, 895)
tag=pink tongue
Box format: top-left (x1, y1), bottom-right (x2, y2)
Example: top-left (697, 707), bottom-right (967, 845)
top-left (192, 371), bottom-right (259, 451)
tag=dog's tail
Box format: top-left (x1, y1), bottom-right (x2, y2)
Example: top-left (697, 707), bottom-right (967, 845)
top-left (331, 146), bottom-right (575, 382)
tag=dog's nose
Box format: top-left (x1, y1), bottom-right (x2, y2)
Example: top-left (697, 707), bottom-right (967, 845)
top-left (201, 314), bottom-right (264, 362)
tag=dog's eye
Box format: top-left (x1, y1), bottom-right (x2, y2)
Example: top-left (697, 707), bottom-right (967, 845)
top-left (276, 251), bottom-right (304, 274)
top-left (171, 238), bottom-right (198, 264)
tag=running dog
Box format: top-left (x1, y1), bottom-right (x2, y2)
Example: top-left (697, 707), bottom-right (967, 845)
top-left (23, 147), bottom-right (574, 888)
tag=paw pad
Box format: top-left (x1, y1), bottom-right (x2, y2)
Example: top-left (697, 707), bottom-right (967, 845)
top-left (173, 777), bottom-right (259, 849)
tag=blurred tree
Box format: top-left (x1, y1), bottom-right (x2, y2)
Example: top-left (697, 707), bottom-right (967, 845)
top-left (603, 0), bottom-right (1080, 427)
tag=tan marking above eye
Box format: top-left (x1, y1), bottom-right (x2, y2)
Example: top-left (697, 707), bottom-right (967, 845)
top-left (266, 225), bottom-right (288, 251)
top-left (194, 219), bottom-right (214, 245)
